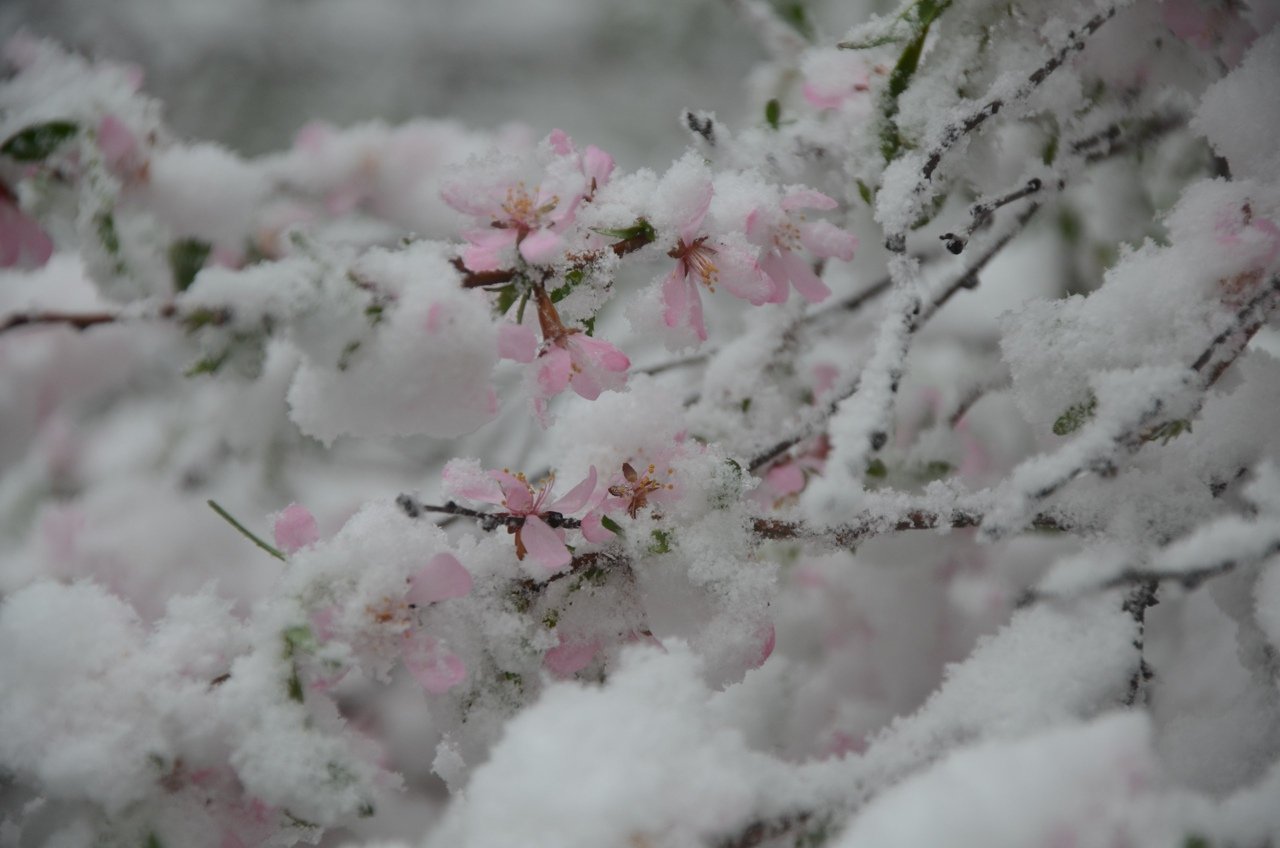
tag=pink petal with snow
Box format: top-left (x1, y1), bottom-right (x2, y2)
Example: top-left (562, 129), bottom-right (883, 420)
top-left (547, 466), bottom-right (597, 514)
top-left (677, 180), bottom-right (715, 243)
top-left (274, 504), bottom-right (320, 553)
top-left (463, 229), bottom-right (517, 272)
top-left (520, 514), bottom-right (572, 571)
top-left (716, 242), bottom-right (775, 305)
top-left (97, 115), bottom-right (139, 175)
top-left (781, 189), bottom-right (838, 212)
top-left (309, 605), bottom-right (340, 641)
top-left (442, 459), bottom-right (504, 503)
top-left (752, 623), bottom-right (776, 668)
top-left (0, 198), bottom-right (53, 269)
top-left (766, 462), bottom-right (807, 497)
top-left (543, 638), bottom-right (601, 678)
top-left (537, 345), bottom-right (572, 397)
top-left (518, 228), bottom-right (565, 264)
top-left (492, 470), bottom-right (534, 513)
top-left (661, 266), bottom-right (707, 341)
top-left (800, 220), bottom-right (857, 261)
top-left (402, 634), bottom-right (466, 694)
top-left (408, 552), bottom-right (473, 605)
top-left (583, 146), bottom-right (614, 189)
top-left (547, 128), bottom-right (574, 156)
top-left (580, 509), bottom-right (616, 543)
top-left (498, 323), bottom-right (539, 362)
top-left (780, 250), bottom-right (832, 303)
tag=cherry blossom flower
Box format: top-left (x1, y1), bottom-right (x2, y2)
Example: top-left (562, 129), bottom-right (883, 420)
top-left (442, 459), bottom-right (600, 571)
top-left (746, 188), bottom-right (857, 304)
top-left (442, 130), bottom-right (613, 271)
top-left (659, 177), bottom-right (773, 342)
top-left (498, 286), bottom-right (630, 414)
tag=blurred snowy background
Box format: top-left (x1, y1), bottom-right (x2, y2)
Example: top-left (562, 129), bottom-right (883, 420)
top-left (0, 0), bottom-right (868, 166)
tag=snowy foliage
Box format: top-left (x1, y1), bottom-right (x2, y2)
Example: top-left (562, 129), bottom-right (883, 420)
top-left (2, 0), bottom-right (1280, 846)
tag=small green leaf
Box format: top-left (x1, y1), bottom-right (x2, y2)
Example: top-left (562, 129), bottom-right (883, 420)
top-left (600, 514), bottom-right (624, 535)
top-left (922, 460), bottom-right (953, 478)
top-left (549, 283), bottom-right (571, 303)
top-left (1, 120), bottom-right (78, 162)
top-left (592, 218), bottom-right (656, 242)
top-left (765, 98), bottom-right (781, 130)
top-left (283, 625), bottom-right (315, 655)
top-left (1041, 134), bottom-right (1059, 166)
top-left (168, 238), bottom-right (211, 292)
top-left (364, 303), bottom-right (384, 325)
top-left (494, 283), bottom-right (520, 316)
top-left (856, 179), bottom-right (875, 206)
top-left (1052, 393), bottom-right (1097, 436)
top-left (184, 352), bottom-right (229, 377)
top-left (96, 211), bottom-right (121, 256)
top-left (581, 316), bottom-right (596, 337)
top-left (337, 339), bottom-right (361, 371)
top-left (866, 458), bottom-right (888, 479)
top-left (542, 609), bottom-right (560, 628)
top-left (772, 0), bottom-right (815, 39)
top-left (648, 529), bottom-right (672, 555)
top-left (286, 666), bottom-right (304, 703)
top-left (740, 397), bottom-right (752, 413)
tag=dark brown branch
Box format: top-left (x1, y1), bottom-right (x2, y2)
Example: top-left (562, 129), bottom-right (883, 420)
top-left (395, 495), bottom-right (583, 531)
top-left (0, 310), bottom-right (122, 333)
top-left (940, 178), bottom-right (1048, 255)
top-left (753, 508), bottom-right (1070, 549)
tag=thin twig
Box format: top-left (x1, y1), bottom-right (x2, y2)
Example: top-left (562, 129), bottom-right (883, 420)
top-left (207, 499), bottom-right (286, 562)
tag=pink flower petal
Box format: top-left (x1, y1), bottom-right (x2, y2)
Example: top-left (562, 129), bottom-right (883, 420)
top-left (800, 220), bottom-right (857, 261)
top-left (520, 514), bottom-right (572, 571)
top-left (765, 462), bottom-right (807, 497)
top-left (781, 189), bottom-right (838, 212)
top-left (402, 634), bottom-right (466, 694)
top-left (309, 605), bottom-right (340, 641)
top-left (780, 250), bottom-right (832, 303)
top-left (442, 458), bottom-right (504, 503)
top-left (716, 242), bottom-right (775, 305)
top-left (759, 250), bottom-right (791, 304)
top-left (583, 146), bottom-right (615, 189)
top-left (408, 552), bottom-right (473, 605)
top-left (97, 115), bottom-right (139, 175)
top-left (543, 637), bottom-right (601, 678)
top-left (752, 623), bottom-right (776, 668)
top-left (661, 266), bottom-right (707, 341)
top-left (547, 128), bottom-right (574, 156)
top-left (518, 228), bottom-right (565, 264)
top-left (274, 504), bottom-right (320, 553)
top-left (498, 323), bottom-right (539, 362)
top-left (677, 180), bottom-right (714, 243)
top-left (537, 345), bottom-right (572, 398)
top-left (462, 229), bottom-right (518, 272)
top-left (580, 509), bottom-right (616, 543)
top-left (547, 466), bottom-right (597, 514)
top-left (492, 470), bottom-right (534, 513)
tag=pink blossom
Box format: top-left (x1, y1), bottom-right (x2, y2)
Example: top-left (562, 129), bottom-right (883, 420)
top-left (97, 115), bottom-right (146, 182)
top-left (442, 460), bottom-right (600, 571)
top-left (407, 552), bottom-right (473, 605)
top-left (535, 332), bottom-right (630, 402)
top-left (442, 130), bottom-right (613, 271)
top-left (401, 632), bottom-right (466, 694)
top-left (0, 184), bottom-right (53, 270)
top-left (746, 188), bottom-right (856, 304)
top-left (660, 179), bottom-right (773, 341)
top-left (273, 503), bottom-right (320, 553)
top-left (543, 636), bottom-right (601, 678)
top-left (801, 50), bottom-right (876, 111)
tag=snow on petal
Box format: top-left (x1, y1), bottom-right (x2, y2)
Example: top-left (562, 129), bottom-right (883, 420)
top-left (800, 219), bottom-right (858, 261)
top-left (780, 188), bottom-right (837, 212)
top-left (407, 553), bottom-right (473, 605)
top-left (273, 504), bottom-right (320, 553)
top-left (779, 249), bottom-right (832, 303)
top-left (543, 638), bottom-right (601, 678)
top-left (442, 458), bottom-right (505, 504)
top-left (518, 228), bottom-right (565, 264)
top-left (402, 634), bottom-right (467, 694)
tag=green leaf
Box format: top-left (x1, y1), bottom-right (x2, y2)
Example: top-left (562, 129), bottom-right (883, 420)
top-left (1, 120), bottom-right (78, 162)
top-left (494, 283), bottom-right (520, 316)
top-left (168, 238), bottom-right (211, 292)
top-left (96, 211), bottom-right (121, 257)
top-left (1052, 393), bottom-right (1097, 436)
top-left (184, 351), bottom-right (229, 377)
top-left (878, 0), bottom-right (952, 162)
top-left (772, 1), bottom-right (815, 39)
top-left (600, 514), bottom-right (624, 535)
top-left (765, 98), bottom-right (781, 130)
top-left (592, 218), bottom-right (656, 242)
top-left (866, 458), bottom-right (888, 479)
top-left (648, 529), bottom-right (672, 555)
top-left (856, 179), bottom-right (875, 206)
